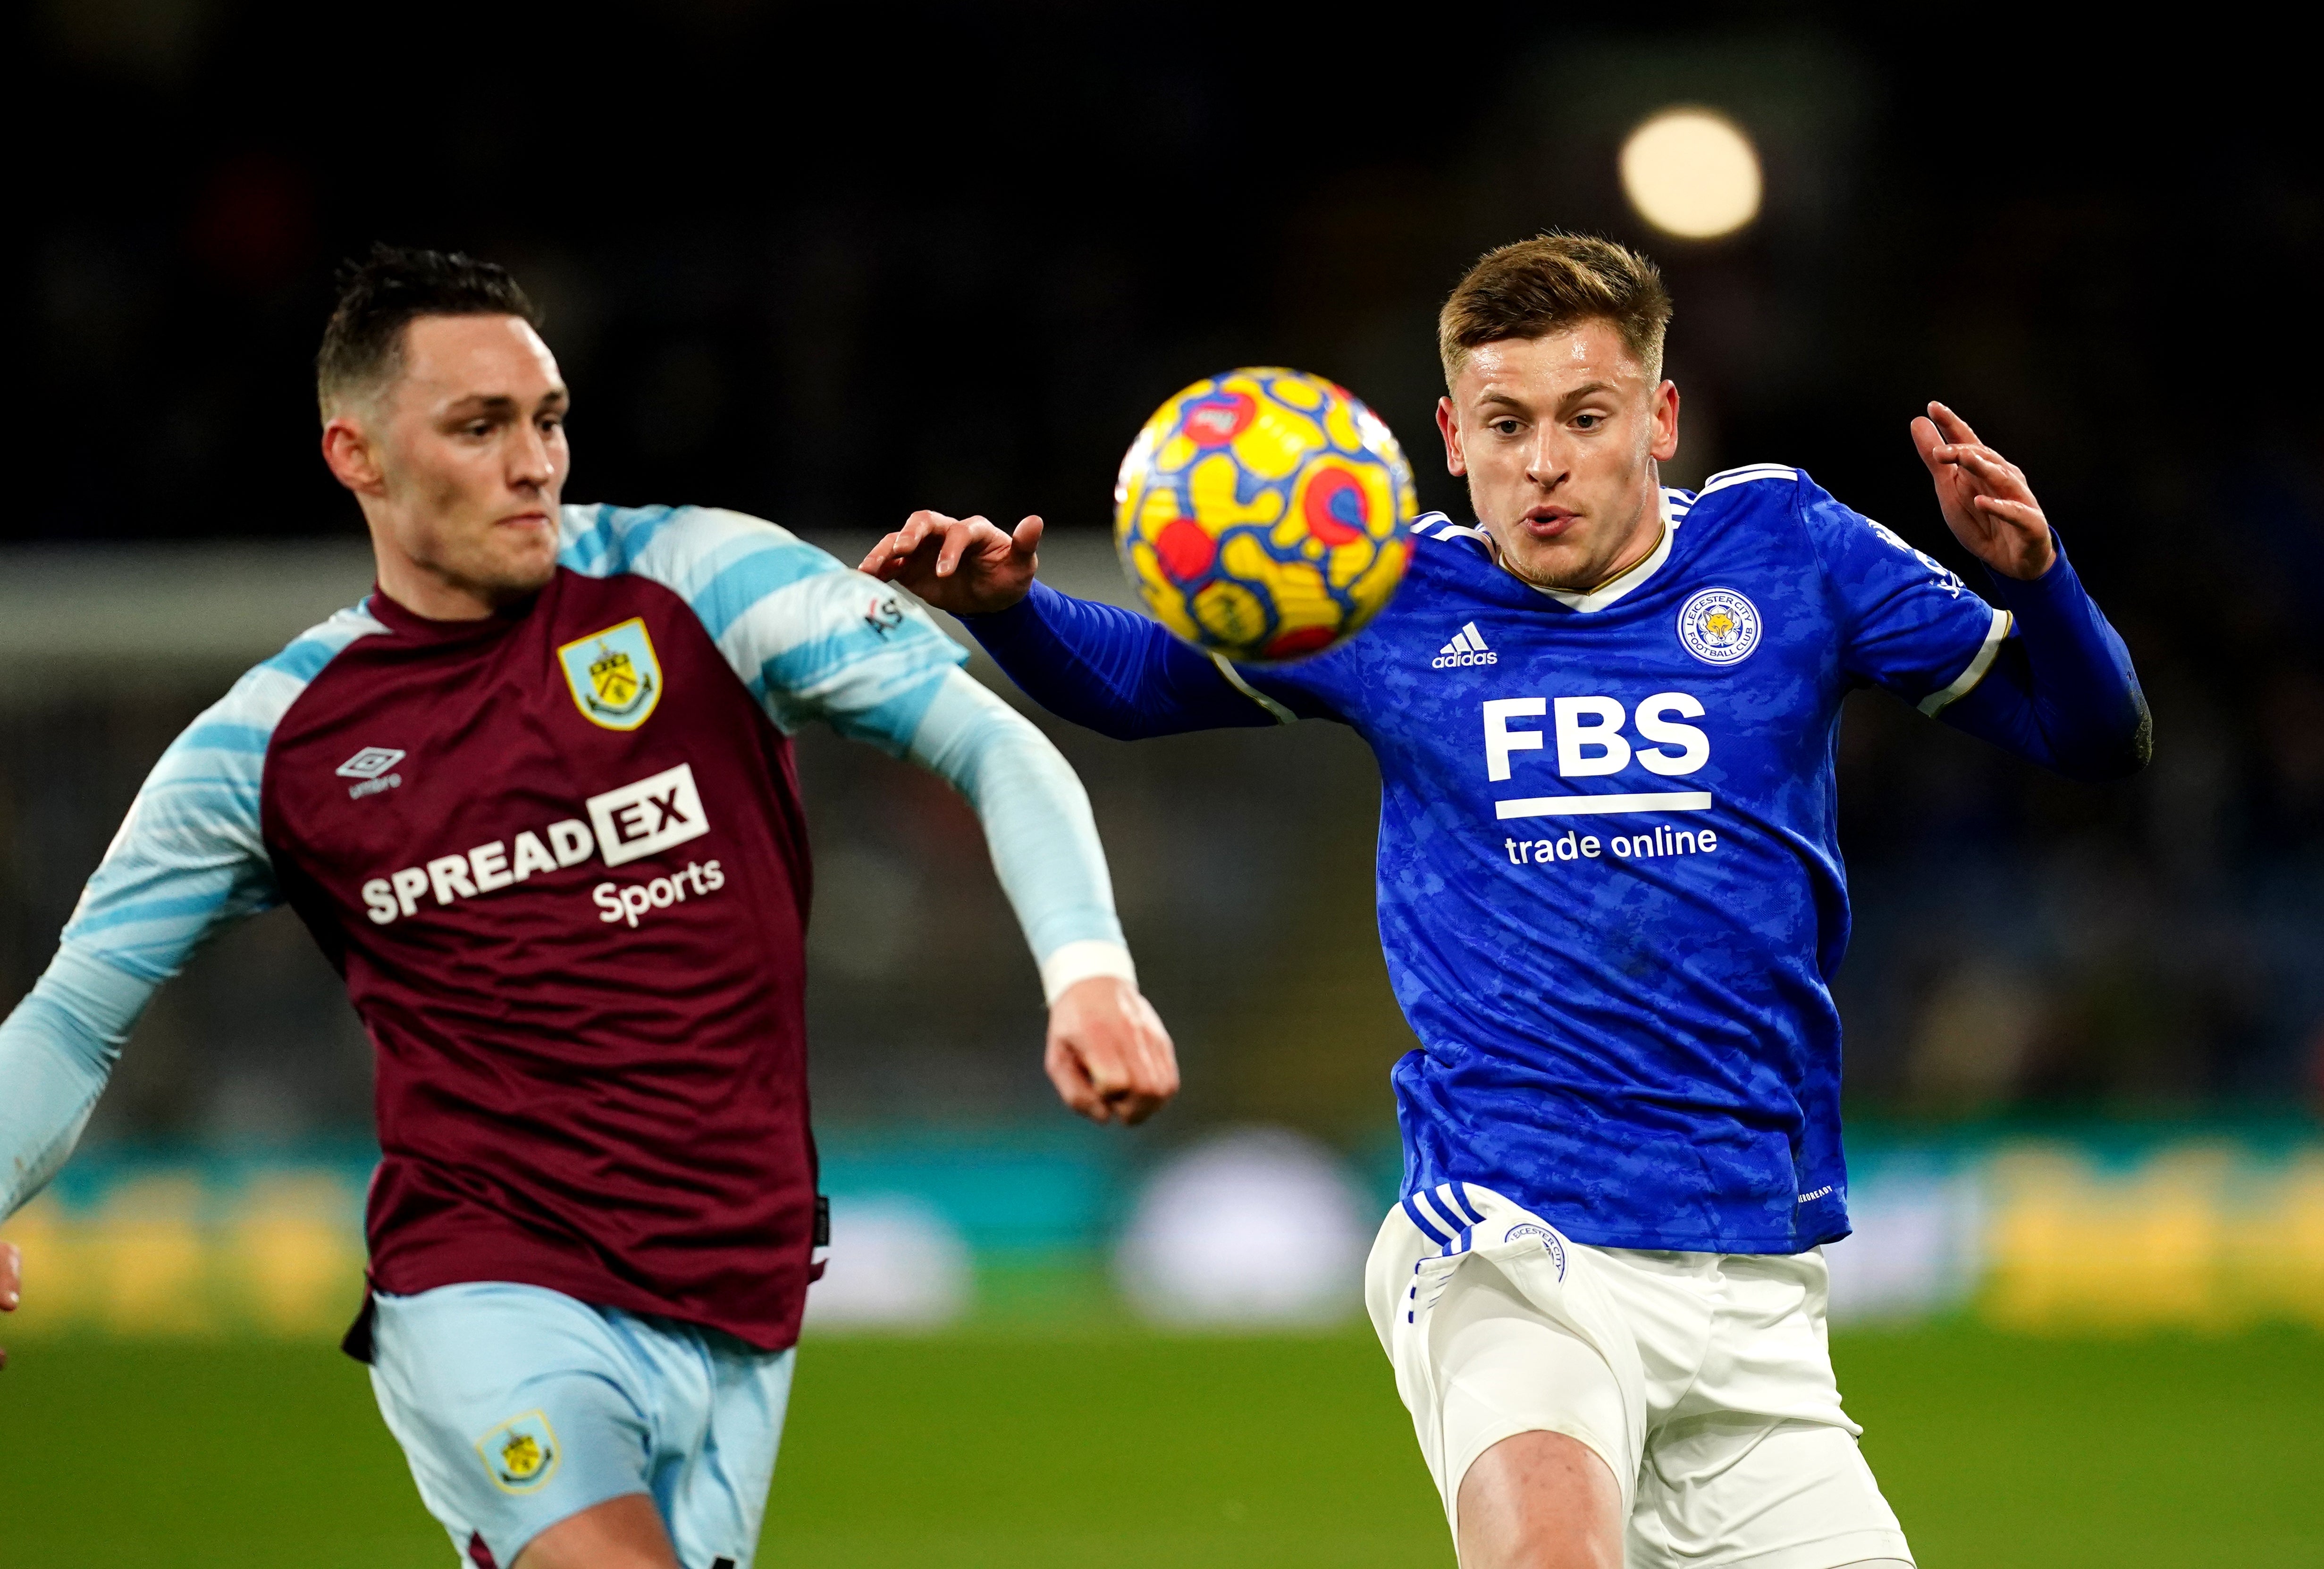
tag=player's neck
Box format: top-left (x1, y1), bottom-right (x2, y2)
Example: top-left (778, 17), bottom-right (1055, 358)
top-left (370, 552), bottom-right (503, 621)
top-left (1489, 487), bottom-right (1666, 596)
top-left (1579, 514), bottom-right (1666, 594)
top-left (365, 522), bottom-right (534, 622)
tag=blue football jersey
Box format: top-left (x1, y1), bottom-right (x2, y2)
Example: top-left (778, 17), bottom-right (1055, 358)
top-left (1236, 465), bottom-right (2012, 1252)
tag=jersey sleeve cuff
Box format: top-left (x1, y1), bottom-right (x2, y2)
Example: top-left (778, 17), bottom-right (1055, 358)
top-left (1038, 939), bottom-right (1138, 1005)
top-left (1917, 606), bottom-right (2014, 716)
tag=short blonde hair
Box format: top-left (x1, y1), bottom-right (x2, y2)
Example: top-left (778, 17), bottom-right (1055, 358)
top-left (1438, 233), bottom-right (1673, 389)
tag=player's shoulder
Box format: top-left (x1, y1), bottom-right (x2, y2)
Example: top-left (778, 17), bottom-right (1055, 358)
top-left (1672, 462), bottom-right (1818, 519)
top-left (128, 600), bottom-right (391, 826)
top-left (558, 503), bottom-right (843, 593)
top-left (1400, 511), bottom-right (1503, 589)
top-left (214, 601), bottom-right (393, 740)
top-left (558, 501), bottom-right (908, 648)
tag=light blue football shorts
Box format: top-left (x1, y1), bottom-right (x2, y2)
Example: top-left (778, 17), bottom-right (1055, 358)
top-left (367, 1282), bottom-right (795, 1569)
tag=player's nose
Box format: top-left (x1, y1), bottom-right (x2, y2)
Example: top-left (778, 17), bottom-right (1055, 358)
top-left (508, 425), bottom-right (557, 487)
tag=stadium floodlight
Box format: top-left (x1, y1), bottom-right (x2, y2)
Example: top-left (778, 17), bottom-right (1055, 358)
top-left (1619, 107), bottom-right (1763, 240)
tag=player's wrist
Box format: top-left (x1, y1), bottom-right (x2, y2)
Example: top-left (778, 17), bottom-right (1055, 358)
top-left (1985, 527), bottom-right (2066, 588)
top-left (955, 570), bottom-right (1041, 619)
top-left (1039, 939), bottom-right (1137, 1006)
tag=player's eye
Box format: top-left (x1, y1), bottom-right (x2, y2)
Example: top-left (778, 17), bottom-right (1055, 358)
top-left (463, 420), bottom-right (493, 438)
top-left (1573, 413), bottom-right (1604, 430)
top-left (1491, 419), bottom-right (1522, 436)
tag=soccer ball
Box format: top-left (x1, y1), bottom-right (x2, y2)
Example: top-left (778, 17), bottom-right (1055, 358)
top-left (1113, 367), bottom-right (1417, 663)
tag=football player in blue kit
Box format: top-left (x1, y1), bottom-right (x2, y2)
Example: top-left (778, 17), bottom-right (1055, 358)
top-left (863, 234), bottom-right (2147, 1569)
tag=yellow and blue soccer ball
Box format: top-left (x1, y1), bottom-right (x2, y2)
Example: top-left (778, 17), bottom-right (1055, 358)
top-left (1113, 367), bottom-right (1417, 662)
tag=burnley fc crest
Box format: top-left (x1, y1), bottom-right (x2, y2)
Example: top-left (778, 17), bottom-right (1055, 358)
top-left (558, 617), bottom-right (664, 730)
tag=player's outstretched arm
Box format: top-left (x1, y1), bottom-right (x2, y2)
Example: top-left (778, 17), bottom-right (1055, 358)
top-left (900, 670), bottom-right (1180, 1124)
top-left (1909, 403), bottom-right (2150, 779)
top-left (865, 511), bottom-right (1292, 740)
top-left (690, 516), bottom-right (1179, 1122)
top-left (0, 654), bottom-right (291, 1243)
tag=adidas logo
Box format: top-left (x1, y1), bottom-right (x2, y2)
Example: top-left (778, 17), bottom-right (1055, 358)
top-left (1432, 621), bottom-right (1498, 670)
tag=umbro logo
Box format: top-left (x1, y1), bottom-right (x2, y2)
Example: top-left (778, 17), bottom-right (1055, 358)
top-left (1432, 621), bottom-right (1498, 670)
top-left (337, 746), bottom-right (405, 799)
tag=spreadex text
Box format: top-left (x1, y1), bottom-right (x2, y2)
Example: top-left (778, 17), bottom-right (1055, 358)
top-left (358, 764), bottom-right (718, 926)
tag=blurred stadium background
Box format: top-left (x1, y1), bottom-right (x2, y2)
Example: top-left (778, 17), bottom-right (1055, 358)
top-left (7, 5), bottom-right (2322, 1565)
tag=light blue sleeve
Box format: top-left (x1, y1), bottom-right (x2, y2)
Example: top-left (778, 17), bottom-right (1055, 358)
top-left (900, 667), bottom-right (1130, 998)
top-left (0, 606), bottom-right (385, 1218)
top-left (564, 505), bottom-right (1133, 998)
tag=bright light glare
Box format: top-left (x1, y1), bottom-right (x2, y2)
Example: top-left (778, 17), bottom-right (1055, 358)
top-left (1620, 108), bottom-right (1762, 240)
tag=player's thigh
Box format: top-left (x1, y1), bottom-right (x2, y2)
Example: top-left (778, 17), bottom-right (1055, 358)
top-left (1629, 1417), bottom-right (1911, 1569)
top-left (514, 1493), bottom-right (678, 1569)
top-left (368, 1282), bottom-right (658, 1569)
top-left (1457, 1429), bottom-right (1625, 1569)
top-left (1431, 1258), bottom-right (1635, 1540)
top-left (658, 1340), bottom-right (796, 1569)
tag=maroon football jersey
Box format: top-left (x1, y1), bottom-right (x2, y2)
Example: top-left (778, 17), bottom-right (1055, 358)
top-left (6, 504), bottom-right (1134, 1354)
top-left (265, 563), bottom-right (828, 1348)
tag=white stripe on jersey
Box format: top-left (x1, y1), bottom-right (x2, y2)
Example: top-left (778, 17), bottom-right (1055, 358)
top-left (1696, 464), bottom-right (1799, 497)
top-left (1918, 607), bottom-right (2015, 715)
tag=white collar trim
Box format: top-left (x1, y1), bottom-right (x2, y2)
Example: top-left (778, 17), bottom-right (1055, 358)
top-left (1492, 487), bottom-right (1684, 613)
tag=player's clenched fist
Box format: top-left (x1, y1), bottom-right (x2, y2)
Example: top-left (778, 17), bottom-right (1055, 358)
top-left (1044, 976), bottom-right (1178, 1126)
top-left (859, 511), bottom-right (1043, 615)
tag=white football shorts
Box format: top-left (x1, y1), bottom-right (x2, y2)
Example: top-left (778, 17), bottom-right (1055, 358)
top-left (1366, 1184), bottom-right (1912, 1569)
top-left (367, 1282), bottom-right (794, 1569)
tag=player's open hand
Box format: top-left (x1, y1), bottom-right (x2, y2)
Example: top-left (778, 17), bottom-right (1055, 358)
top-left (859, 511), bottom-right (1043, 615)
top-left (1, 1239), bottom-right (20, 1370)
top-left (1044, 976), bottom-right (1179, 1126)
top-left (1911, 402), bottom-right (2057, 582)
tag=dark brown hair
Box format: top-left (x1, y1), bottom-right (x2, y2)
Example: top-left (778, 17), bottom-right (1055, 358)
top-left (1438, 233), bottom-right (1673, 389)
top-left (317, 243), bottom-right (539, 419)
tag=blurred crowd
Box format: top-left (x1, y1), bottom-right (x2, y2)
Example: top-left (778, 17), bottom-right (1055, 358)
top-left (10, 7), bottom-right (2323, 1140)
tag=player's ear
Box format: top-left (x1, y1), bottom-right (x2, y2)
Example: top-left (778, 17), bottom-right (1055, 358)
top-left (321, 415), bottom-right (388, 497)
top-left (1649, 380), bottom-right (1680, 464)
top-left (1436, 396), bottom-right (1466, 477)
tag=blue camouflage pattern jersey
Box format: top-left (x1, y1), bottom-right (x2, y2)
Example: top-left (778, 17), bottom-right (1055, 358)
top-left (968, 457), bottom-right (2149, 1257)
top-left (1240, 467), bottom-right (2011, 1250)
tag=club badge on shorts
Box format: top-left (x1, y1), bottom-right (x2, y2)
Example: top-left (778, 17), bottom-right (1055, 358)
top-left (558, 618), bottom-right (663, 730)
top-left (1676, 587), bottom-right (1762, 665)
top-left (476, 1410), bottom-right (561, 1494)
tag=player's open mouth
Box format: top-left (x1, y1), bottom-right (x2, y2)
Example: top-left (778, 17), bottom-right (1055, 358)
top-left (1521, 506), bottom-right (1579, 538)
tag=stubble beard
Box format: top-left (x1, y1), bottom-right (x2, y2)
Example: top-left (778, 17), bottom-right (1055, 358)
top-left (410, 515), bottom-right (561, 609)
top-left (1480, 473), bottom-right (1659, 595)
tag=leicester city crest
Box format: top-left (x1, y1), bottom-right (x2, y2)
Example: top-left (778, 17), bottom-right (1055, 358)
top-left (557, 618), bottom-right (663, 731)
top-left (1676, 587), bottom-right (1761, 666)
top-left (475, 1410), bottom-right (561, 1494)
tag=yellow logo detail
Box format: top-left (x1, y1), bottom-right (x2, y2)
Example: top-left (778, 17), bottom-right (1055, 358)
top-left (476, 1410), bottom-right (561, 1494)
top-left (501, 1432), bottom-right (544, 1477)
top-left (589, 648), bottom-right (643, 710)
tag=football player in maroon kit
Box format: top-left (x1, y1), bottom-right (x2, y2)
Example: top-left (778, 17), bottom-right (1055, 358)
top-left (0, 246), bottom-right (1178, 1569)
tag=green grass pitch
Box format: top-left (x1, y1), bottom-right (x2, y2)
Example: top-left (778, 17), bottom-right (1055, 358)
top-left (1, 1325), bottom-right (2317, 1566)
